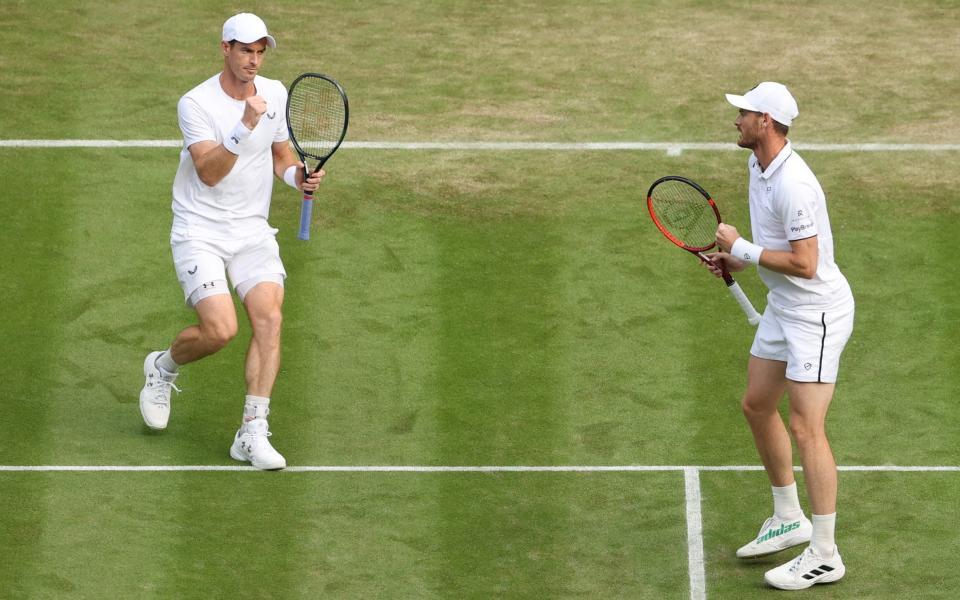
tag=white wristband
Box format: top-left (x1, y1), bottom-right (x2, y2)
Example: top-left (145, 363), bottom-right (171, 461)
top-left (283, 165), bottom-right (299, 190)
top-left (731, 237), bottom-right (763, 265)
top-left (222, 121), bottom-right (252, 155)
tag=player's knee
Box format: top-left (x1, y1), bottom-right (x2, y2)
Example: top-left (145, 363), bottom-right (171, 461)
top-left (251, 307), bottom-right (282, 339)
top-left (788, 417), bottom-right (823, 447)
top-left (202, 319), bottom-right (238, 350)
top-left (741, 395), bottom-right (772, 421)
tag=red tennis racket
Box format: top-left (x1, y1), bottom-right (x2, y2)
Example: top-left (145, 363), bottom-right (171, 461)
top-left (647, 175), bottom-right (761, 325)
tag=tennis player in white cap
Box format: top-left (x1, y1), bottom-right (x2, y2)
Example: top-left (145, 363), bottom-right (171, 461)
top-left (137, 13), bottom-right (323, 470)
top-left (705, 82), bottom-right (855, 590)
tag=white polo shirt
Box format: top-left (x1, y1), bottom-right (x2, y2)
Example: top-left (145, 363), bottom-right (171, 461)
top-left (171, 73), bottom-right (289, 239)
top-left (747, 141), bottom-right (853, 310)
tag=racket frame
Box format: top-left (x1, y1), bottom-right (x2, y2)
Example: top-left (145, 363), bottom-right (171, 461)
top-left (646, 175), bottom-right (762, 326)
top-left (286, 73), bottom-right (350, 240)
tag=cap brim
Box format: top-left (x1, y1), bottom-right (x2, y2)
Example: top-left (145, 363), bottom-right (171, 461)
top-left (725, 93), bottom-right (758, 112)
top-left (230, 35), bottom-right (276, 48)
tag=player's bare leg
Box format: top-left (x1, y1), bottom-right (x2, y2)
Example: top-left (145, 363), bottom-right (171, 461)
top-left (735, 356), bottom-right (813, 559)
top-left (742, 357), bottom-right (793, 486)
top-left (230, 282), bottom-right (286, 470)
top-left (140, 293), bottom-right (237, 430)
top-left (242, 282), bottom-right (284, 397)
top-left (787, 381), bottom-right (837, 515)
top-left (764, 380), bottom-right (844, 590)
top-left (788, 382), bottom-right (841, 559)
top-left (170, 294), bottom-right (239, 364)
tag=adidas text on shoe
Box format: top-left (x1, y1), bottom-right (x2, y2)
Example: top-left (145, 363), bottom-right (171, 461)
top-left (139, 351), bottom-right (180, 430)
top-left (764, 545), bottom-right (845, 590)
top-left (230, 418), bottom-right (286, 470)
top-left (736, 515), bottom-right (812, 558)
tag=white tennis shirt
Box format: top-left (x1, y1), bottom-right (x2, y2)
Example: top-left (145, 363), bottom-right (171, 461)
top-left (747, 141), bottom-right (853, 310)
top-left (171, 74), bottom-right (289, 239)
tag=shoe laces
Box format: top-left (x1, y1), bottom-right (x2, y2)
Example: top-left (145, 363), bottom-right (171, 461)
top-left (788, 548), bottom-right (816, 574)
top-left (242, 424), bottom-right (279, 457)
top-left (243, 418), bottom-right (273, 440)
top-left (754, 516), bottom-right (776, 539)
top-left (147, 375), bottom-right (180, 404)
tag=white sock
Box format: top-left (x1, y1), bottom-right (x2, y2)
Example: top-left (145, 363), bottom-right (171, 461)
top-left (811, 513), bottom-right (836, 556)
top-left (772, 482), bottom-right (803, 520)
top-left (243, 395), bottom-right (270, 423)
top-left (155, 349), bottom-right (180, 375)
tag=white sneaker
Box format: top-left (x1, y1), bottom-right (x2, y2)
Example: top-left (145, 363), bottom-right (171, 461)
top-left (230, 418), bottom-right (286, 470)
top-left (736, 514), bottom-right (812, 558)
top-left (765, 545), bottom-right (845, 590)
top-left (139, 351), bottom-right (179, 430)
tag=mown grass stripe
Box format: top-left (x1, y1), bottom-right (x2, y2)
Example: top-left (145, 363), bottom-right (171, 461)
top-left (0, 150), bottom-right (75, 596)
top-left (431, 216), bottom-right (569, 593)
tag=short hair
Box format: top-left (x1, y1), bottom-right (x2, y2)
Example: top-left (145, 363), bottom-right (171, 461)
top-left (773, 121), bottom-right (789, 136)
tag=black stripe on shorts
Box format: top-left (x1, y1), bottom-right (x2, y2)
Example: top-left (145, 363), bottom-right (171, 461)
top-left (817, 312), bottom-right (827, 383)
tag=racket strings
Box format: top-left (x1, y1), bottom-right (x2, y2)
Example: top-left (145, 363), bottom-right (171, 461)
top-left (288, 79), bottom-right (346, 157)
top-left (649, 181), bottom-right (718, 250)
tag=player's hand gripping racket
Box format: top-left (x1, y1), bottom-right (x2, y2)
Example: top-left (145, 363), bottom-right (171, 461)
top-left (647, 176), bottom-right (761, 325)
top-left (286, 73), bottom-right (349, 240)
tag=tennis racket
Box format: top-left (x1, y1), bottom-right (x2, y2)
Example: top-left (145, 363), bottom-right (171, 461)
top-left (286, 73), bottom-right (349, 241)
top-left (647, 175), bottom-right (761, 325)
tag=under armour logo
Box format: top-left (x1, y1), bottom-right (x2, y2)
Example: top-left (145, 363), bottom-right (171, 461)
top-left (188, 265), bottom-right (198, 275)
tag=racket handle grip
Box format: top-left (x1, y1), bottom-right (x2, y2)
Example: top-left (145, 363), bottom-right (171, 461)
top-left (727, 280), bottom-right (762, 325)
top-left (298, 193), bottom-right (313, 241)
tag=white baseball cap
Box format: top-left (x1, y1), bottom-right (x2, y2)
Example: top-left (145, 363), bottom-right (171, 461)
top-left (222, 13), bottom-right (276, 48)
top-left (725, 81), bottom-right (798, 126)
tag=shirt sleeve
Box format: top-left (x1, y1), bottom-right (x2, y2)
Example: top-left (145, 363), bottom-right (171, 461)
top-left (177, 95), bottom-right (218, 148)
top-left (779, 181), bottom-right (819, 241)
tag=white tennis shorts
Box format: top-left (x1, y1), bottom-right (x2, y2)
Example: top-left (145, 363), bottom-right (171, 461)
top-left (171, 229), bottom-right (286, 306)
top-left (750, 299), bottom-right (855, 383)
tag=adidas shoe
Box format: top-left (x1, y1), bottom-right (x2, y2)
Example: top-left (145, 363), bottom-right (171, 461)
top-left (139, 351), bottom-right (180, 430)
top-left (765, 545), bottom-right (845, 590)
top-left (230, 418), bottom-right (286, 470)
top-left (736, 514), bottom-right (812, 558)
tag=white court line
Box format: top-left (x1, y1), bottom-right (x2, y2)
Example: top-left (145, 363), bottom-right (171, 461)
top-left (1, 139), bottom-right (959, 154)
top-left (1, 464), bottom-right (956, 472)
top-left (684, 468), bottom-right (707, 600)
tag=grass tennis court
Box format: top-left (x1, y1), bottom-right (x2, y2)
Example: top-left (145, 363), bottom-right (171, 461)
top-left (2, 1), bottom-right (958, 598)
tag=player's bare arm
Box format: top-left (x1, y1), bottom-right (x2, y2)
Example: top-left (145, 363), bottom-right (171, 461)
top-left (188, 96), bottom-right (266, 186)
top-left (188, 141), bottom-right (236, 186)
top-left (716, 222), bottom-right (819, 279)
top-left (271, 141), bottom-right (323, 192)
